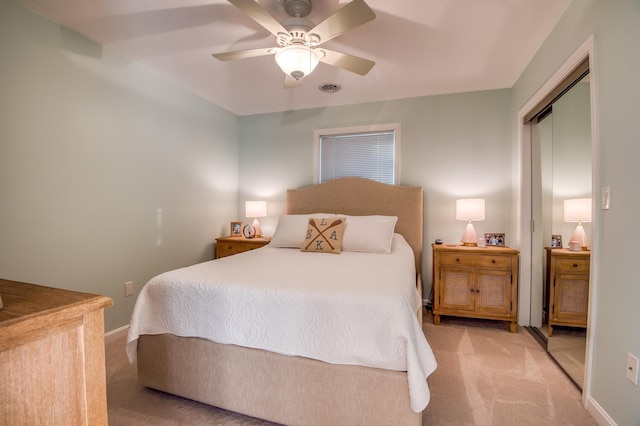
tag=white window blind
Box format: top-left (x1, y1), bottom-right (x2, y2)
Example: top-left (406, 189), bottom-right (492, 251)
top-left (318, 130), bottom-right (396, 184)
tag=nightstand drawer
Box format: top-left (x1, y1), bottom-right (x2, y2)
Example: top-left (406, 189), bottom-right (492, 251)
top-left (217, 246), bottom-right (243, 258)
top-left (215, 236), bottom-right (271, 259)
top-left (554, 257), bottom-right (589, 273)
top-left (438, 253), bottom-right (512, 269)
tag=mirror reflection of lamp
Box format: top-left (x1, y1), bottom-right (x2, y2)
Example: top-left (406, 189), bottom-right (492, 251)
top-left (245, 201), bottom-right (267, 238)
top-left (456, 199), bottom-right (485, 247)
top-left (564, 198), bottom-right (592, 250)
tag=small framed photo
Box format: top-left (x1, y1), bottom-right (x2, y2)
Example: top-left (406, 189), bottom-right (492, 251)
top-left (551, 234), bottom-right (563, 248)
top-left (230, 222), bottom-right (242, 237)
top-left (485, 233), bottom-right (505, 247)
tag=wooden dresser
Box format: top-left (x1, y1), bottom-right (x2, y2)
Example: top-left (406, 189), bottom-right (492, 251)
top-left (432, 244), bottom-right (519, 332)
top-left (545, 248), bottom-right (590, 336)
top-left (0, 279), bottom-right (113, 425)
top-left (215, 236), bottom-right (271, 258)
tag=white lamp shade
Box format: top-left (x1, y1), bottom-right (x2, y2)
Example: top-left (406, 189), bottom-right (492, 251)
top-left (456, 199), bottom-right (485, 221)
top-left (275, 45), bottom-right (319, 80)
top-left (245, 201), bottom-right (267, 218)
top-left (564, 198), bottom-right (592, 222)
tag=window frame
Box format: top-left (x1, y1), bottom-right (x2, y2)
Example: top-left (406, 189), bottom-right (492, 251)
top-left (313, 123), bottom-right (401, 184)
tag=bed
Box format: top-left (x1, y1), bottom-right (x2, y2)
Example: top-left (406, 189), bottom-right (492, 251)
top-left (126, 177), bottom-right (436, 425)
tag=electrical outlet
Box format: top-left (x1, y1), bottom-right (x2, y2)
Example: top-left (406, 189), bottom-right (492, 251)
top-left (626, 353), bottom-right (639, 386)
top-left (125, 281), bottom-right (134, 297)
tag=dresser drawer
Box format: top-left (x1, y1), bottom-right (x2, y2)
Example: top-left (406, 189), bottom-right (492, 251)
top-left (554, 257), bottom-right (589, 273)
top-left (438, 253), bottom-right (512, 269)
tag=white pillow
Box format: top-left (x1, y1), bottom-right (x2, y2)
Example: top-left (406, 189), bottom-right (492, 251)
top-left (340, 215), bottom-right (399, 253)
top-left (269, 214), bottom-right (336, 248)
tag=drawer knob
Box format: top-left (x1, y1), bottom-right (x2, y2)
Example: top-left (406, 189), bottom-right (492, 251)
top-left (573, 263), bottom-right (578, 268)
top-left (456, 258), bottom-right (460, 262)
top-left (491, 259), bottom-right (496, 263)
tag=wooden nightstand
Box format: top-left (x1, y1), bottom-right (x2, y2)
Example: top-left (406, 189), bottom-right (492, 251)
top-left (546, 248), bottom-right (590, 336)
top-left (432, 244), bottom-right (519, 332)
top-left (215, 236), bottom-right (271, 258)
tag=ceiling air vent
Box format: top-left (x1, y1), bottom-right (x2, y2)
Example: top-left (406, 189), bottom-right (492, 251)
top-left (319, 83), bottom-right (342, 94)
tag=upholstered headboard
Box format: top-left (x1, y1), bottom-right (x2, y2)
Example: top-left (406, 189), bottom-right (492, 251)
top-left (286, 178), bottom-right (424, 275)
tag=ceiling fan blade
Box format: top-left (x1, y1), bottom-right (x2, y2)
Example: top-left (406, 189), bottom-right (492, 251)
top-left (228, 0), bottom-right (289, 37)
top-left (308, 0), bottom-right (376, 45)
top-left (319, 49), bottom-right (375, 76)
top-left (212, 47), bottom-right (276, 61)
top-left (284, 74), bottom-right (302, 89)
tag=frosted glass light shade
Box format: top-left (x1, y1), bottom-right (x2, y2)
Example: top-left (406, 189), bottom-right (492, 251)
top-left (275, 45), bottom-right (319, 80)
top-left (456, 199), bottom-right (485, 246)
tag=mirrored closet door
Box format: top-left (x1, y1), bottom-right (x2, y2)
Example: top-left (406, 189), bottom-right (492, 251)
top-left (528, 69), bottom-right (592, 389)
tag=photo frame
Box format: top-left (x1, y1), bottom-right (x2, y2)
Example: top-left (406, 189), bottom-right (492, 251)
top-left (230, 222), bottom-right (242, 237)
top-left (484, 233), bottom-right (505, 247)
top-left (551, 234), bottom-right (563, 248)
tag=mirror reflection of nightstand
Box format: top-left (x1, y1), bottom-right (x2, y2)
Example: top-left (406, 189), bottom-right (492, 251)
top-left (545, 248), bottom-right (590, 337)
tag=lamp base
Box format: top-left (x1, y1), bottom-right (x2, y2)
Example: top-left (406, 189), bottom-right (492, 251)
top-left (570, 223), bottom-right (590, 252)
top-left (460, 221), bottom-right (478, 247)
top-left (252, 218), bottom-right (263, 239)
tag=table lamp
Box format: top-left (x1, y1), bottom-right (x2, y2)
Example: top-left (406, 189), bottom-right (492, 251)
top-left (245, 201), bottom-right (267, 238)
top-left (456, 198), bottom-right (485, 246)
top-left (564, 198), bottom-right (591, 250)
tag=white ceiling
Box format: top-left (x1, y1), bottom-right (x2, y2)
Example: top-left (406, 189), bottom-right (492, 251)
top-left (20, 0), bottom-right (572, 116)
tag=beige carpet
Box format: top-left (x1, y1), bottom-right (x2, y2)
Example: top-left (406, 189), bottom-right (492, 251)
top-left (106, 311), bottom-right (597, 425)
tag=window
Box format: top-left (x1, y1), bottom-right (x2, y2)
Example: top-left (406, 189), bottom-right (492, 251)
top-left (314, 124), bottom-right (400, 184)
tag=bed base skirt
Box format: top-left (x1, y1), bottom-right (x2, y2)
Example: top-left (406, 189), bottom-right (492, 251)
top-left (137, 334), bottom-right (422, 426)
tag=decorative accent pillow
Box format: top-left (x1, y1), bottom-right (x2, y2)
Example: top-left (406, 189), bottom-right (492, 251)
top-left (301, 217), bottom-right (346, 254)
top-left (269, 214), bottom-right (336, 248)
top-left (340, 215), bottom-right (399, 253)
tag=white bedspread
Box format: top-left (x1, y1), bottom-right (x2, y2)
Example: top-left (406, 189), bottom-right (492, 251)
top-left (126, 234), bottom-right (437, 412)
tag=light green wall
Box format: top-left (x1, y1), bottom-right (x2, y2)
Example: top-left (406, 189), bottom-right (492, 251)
top-left (0, 0), bottom-right (240, 331)
top-left (5, 0), bottom-right (639, 422)
top-left (238, 90), bottom-right (513, 293)
top-left (513, 0), bottom-right (640, 423)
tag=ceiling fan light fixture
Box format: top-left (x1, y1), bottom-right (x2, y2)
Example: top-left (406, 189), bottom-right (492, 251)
top-left (275, 45), bottom-right (319, 80)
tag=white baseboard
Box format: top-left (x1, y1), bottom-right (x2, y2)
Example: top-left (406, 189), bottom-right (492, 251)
top-left (104, 324), bottom-right (129, 344)
top-left (586, 395), bottom-right (617, 426)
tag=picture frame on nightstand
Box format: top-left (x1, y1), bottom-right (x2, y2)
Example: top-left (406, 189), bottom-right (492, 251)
top-left (230, 222), bottom-right (242, 237)
top-left (485, 233), bottom-right (505, 247)
top-left (551, 234), bottom-right (562, 248)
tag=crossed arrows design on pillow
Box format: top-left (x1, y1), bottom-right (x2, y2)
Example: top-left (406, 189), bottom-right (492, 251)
top-left (304, 218), bottom-right (344, 251)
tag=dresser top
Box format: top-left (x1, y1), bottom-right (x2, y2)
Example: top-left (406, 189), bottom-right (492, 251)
top-left (545, 247), bottom-right (591, 257)
top-left (0, 279), bottom-right (112, 326)
top-left (432, 243), bottom-right (519, 254)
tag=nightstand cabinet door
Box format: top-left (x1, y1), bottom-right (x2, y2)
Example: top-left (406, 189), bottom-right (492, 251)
top-left (439, 268), bottom-right (475, 311)
top-left (433, 244), bottom-right (519, 333)
top-left (474, 269), bottom-right (513, 316)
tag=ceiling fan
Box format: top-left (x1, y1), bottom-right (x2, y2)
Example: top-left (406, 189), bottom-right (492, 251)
top-left (212, 0), bottom-right (376, 88)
